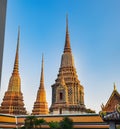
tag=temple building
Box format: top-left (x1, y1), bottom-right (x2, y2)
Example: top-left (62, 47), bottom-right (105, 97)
top-left (32, 55), bottom-right (49, 115)
top-left (50, 16), bottom-right (93, 114)
top-left (101, 83), bottom-right (120, 112)
top-left (0, 28), bottom-right (27, 115)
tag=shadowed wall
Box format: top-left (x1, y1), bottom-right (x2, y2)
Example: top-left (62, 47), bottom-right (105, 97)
top-left (0, 0), bottom-right (7, 87)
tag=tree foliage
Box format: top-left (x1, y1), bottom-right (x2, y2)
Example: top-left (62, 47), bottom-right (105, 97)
top-left (23, 116), bottom-right (73, 129)
top-left (60, 117), bottom-right (73, 129)
top-left (48, 121), bottom-right (60, 129)
top-left (24, 116), bottom-right (46, 129)
top-left (24, 115), bottom-right (36, 129)
top-left (37, 118), bottom-right (46, 128)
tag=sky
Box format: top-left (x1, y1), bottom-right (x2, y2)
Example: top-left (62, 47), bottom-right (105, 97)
top-left (0, 0), bottom-right (120, 114)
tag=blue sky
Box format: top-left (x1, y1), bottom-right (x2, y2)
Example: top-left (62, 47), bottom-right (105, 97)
top-left (0, 0), bottom-right (120, 113)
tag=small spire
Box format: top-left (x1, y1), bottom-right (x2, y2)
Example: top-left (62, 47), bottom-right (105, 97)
top-left (66, 14), bottom-right (68, 34)
top-left (12, 27), bottom-right (20, 75)
top-left (60, 71), bottom-right (65, 86)
top-left (101, 103), bottom-right (104, 109)
top-left (32, 54), bottom-right (49, 115)
top-left (114, 82), bottom-right (117, 91)
top-left (40, 54), bottom-right (44, 89)
top-left (64, 14), bottom-right (71, 53)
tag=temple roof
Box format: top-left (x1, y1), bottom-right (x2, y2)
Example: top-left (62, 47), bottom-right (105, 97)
top-left (100, 104), bottom-right (120, 123)
top-left (0, 114), bottom-right (109, 128)
top-left (102, 83), bottom-right (120, 112)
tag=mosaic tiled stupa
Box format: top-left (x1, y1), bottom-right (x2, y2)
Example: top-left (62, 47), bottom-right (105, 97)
top-left (0, 28), bottom-right (27, 115)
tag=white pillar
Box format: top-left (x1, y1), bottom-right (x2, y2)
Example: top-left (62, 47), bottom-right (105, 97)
top-left (15, 116), bottom-right (18, 129)
top-left (109, 122), bottom-right (116, 129)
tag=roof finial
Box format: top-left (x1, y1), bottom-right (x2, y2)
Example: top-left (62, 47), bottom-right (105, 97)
top-left (64, 14), bottom-right (71, 53)
top-left (12, 27), bottom-right (20, 75)
top-left (101, 103), bottom-right (104, 109)
top-left (114, 82), bottom-right (117, 91)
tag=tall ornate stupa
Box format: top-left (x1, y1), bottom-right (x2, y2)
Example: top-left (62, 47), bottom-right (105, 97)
top-left (50, 16), bottom-right (88, 114)
top-left (0, 28), bottom-right (27, 115)
top-left (32, 55), bottom-right (49, 115)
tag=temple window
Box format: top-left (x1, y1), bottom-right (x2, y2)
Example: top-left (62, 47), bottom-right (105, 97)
top-left (60, 108), bottom-right (62, 114)
top-left (60, 92), bottom-right (63, 100)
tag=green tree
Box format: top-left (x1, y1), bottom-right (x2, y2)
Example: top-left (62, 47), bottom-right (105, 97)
top-left (24, 115), bottom-right (36, 129)
top-left (37, 118), bottom-right (46, 128)
top-left (48, 121), bottom-right (60, 129)
top-left (60, 117), bottom-right (73, 129)
top-left (86, 108), bottom-right (95, 113)
top-left (34, 118), bottom-right (40, 128)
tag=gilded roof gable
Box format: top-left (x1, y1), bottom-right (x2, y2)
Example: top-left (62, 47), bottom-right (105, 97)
top-left (102, 84), bottom-right (120, 112)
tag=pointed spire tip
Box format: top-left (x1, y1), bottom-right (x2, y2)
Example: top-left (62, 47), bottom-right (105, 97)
top-left (64, 15), bottom-right (71, 53)
top-left (40, 54), bottom-right (44, 89)
top-left (66, 14), bottom-right (68, 33)
top-left (12, 28), bottom-right (20, 75)
top-left (114, 82), bottom-right (117, 91)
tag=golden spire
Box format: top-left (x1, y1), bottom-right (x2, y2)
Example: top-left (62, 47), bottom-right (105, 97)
top-left (40, 54), bottom-right (44, 89)
top-left (64, 14), bottom-right (71, 53)
top-left (114, 82), bottom-right (117, 91)
top-left (12, 27), bottom-right (20, 75)
top-left (32, 54), bottom-right (49, 115)
top-left (0, 27), bottom-right (27, 115)
top-left (60, 15), bottom-right (75, 68)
